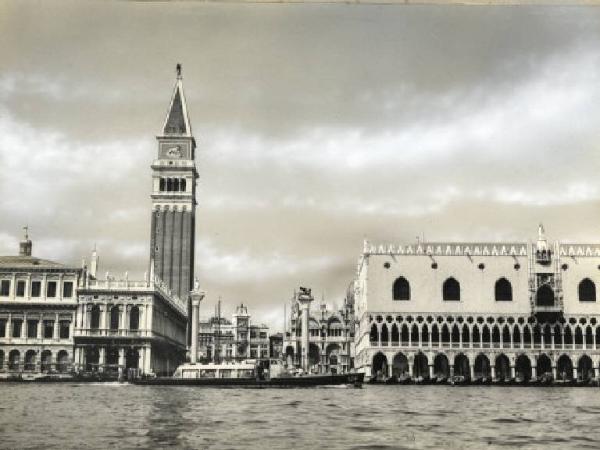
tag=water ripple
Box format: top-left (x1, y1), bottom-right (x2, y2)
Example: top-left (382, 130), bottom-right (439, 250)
top-left (1, 384), bottom-right (599, 449)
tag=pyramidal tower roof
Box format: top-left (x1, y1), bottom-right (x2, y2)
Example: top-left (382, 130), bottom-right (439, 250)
top-left (162, 63), bottom-right (192, 137)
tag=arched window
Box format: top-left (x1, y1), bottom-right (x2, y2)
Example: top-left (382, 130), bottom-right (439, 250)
top-left (495, 278), bottom-right (512, 301)
top-left (579, 278), bottom-right (596, 302)
top-left (401, 324), bottom-right (409, 345)
top-left (443, 278), bottom-right (460, 301)
top-left (421, 324), bottom-right (429, 346)
top-left (381, 324), bottom-right (389, 345)
top-left (181, 179), bottom-right (186, 192)
top-left (462, 324), bottom-right (470, 345)
top-left (451, 325), bottom-right (460, 344)
top-left (391, 323), bottom-right (399, 344)
top-left (392, 277), bottom-right (410, 301)
top-left (159, 178), bottom-right (165, 192)
top-left (411, 324), bottom-right (419, 345)
top-left (166, 178), bottom-right (173, 192)
top-left (90, 305), bottom-right (100, 330)
top-left (173, 178), bottom-right (180, 192)
top-left (129, 306), bottom-right (140, 331)
top-left (535, 285), bottom-right (554, 307)
top-left (369, 324), bottom-right (378, 344)
top-left (110, 306), bottom-right (120, 330)
top-left (441, 324), bottom-right (450, 345)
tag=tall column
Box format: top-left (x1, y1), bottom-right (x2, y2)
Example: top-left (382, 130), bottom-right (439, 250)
top-left (74, 347), bottom-right (81, 370)
top-left (99, 347), bottom-right (106, 372)
top-left (297, 289), bottom-right (314, 373)
top-left (6, 313), bottom-right (11, 340)
top-left (69, 315), bottom-right (74, 339)
top-left (118, 348), bottom-right (125, 377)
top-left (21, 314), bottom-right (27, 338)
top-left (99, 305), bottom-right (106, 330)
top-left (120, 306), bottom-right (126, 333)
top-left (41, 274), bottom-right (47, 298)
top-left (54, 313), bottom-right (60, 339)
top-left (139, 305), bottom-right (146, 332)
top-left (146, 304), bottom-right (153, 333)
top-left (78, 304), bottom-right (85, 329)
top-left (10, 274), bottom-right (16, 298)
top-left (144, 346), bottom-right (152, 374)
top-left (532, 366), bottom-right (537, 379)
top-left (491, 365), bottom-right (496, 381)
top-left (189, 286), bottom-right (205, 364)
top-left (138, 348), bottom-right (144, 372)
top-left (58, 274), bottom-right (64, 300)
top-left (37, 314), bottom-right (43, 339)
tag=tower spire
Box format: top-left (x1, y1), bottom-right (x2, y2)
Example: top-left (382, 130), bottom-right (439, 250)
top-left (162, 63), bottom-right (192, 137)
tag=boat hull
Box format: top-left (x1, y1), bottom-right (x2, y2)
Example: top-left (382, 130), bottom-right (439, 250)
top-left (132, 372), bottom-right (364, 387)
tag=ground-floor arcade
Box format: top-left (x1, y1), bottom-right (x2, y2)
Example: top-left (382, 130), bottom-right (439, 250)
top-left (74, 338), bottom-right (186, 378)
top-left (0, 345), bottom-right (73, 377)
top-left (361, 348), bottom-right (600, 383)
top-left (283, 340), bottom-right (352, 374)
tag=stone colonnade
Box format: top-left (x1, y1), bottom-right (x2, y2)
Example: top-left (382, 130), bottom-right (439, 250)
top-left (364, 348), bottom-right (600, 381)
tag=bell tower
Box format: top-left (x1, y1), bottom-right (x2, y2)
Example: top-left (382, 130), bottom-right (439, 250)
top-left (149, 64), bottom-right (198, 301)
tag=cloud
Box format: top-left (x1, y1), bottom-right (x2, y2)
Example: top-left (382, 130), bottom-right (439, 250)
top-left (1, 3), bottom-right (599, 329)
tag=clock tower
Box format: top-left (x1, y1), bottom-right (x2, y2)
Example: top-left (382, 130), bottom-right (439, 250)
top-left (149, 64), bottom-right (197, 301)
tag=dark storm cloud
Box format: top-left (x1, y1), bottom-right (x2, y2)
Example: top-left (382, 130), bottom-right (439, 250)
top-left (1, 2), bottom-right (599, 324)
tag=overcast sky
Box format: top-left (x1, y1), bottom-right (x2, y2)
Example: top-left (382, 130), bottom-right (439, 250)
top-left (1, 2), bottom-right (599, 328)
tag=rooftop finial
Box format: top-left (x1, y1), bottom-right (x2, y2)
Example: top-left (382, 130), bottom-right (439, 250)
top-left (176, 63), bottom-right (182, 79)
top-left (23, 225), bottom-right (29, 240)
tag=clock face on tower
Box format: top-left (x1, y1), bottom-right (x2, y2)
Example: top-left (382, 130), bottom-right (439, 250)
top-left (166, 146), bottom-right (182, 158)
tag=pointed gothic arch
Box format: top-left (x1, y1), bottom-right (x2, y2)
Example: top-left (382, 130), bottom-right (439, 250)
top-left (391, 323), bottom-right (399, 344)
top-left (380, 324), bottom-right (389, 345)
top-left (411, 323), bottom-right (419, 345)
top-left (369, 324), bottom-right (378, 344)
top-left (462, 324), bottom-right (470, 346)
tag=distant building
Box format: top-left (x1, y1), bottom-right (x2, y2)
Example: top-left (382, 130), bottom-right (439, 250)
top-left (354, 225), bottom-right (600, 383)
top-left (0, 230), bottom-right (81, 378)
top-left (198, 304), bottom-right (270, 362)
top-left (269, 332), bottom-right (284, 360)
top-left (283, 290), bottom-right (355, 374)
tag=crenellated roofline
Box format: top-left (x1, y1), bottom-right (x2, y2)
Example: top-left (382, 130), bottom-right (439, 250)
top-left (362, 241), bottom-right (600, 258)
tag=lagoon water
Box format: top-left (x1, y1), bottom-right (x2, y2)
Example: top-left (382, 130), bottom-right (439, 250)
top-left (1, 384), bottom-right (600, 449)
